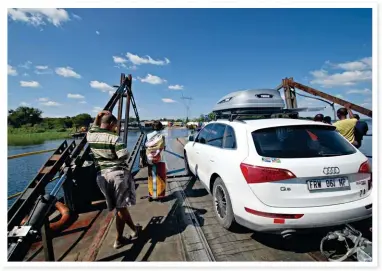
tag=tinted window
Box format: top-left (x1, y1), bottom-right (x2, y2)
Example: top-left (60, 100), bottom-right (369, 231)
top-left (207, 124), bottom-right (225, 148)
top-left (195, 126), bottom-right (210, 144)
top-left (252, 125), bottom-right (357, 158)
top-left (223, 125), bottom-right (236, 149)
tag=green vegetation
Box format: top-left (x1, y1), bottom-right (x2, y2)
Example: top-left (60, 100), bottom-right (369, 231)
top-left (8, 129), bottom-right (74, 146)
top-left (8, 106), bottom-right (93, 146)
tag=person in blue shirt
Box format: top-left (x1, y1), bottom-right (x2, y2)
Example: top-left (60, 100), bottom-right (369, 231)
top-left (353, 114), bottom-right (369, 148)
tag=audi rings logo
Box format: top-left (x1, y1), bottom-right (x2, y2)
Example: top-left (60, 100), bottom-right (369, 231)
top-left (323, 167), bottom-right (340, 175)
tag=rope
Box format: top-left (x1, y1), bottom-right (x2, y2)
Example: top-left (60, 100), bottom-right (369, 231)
top-left (176, 138), bottom-right (185, 147)
top-left (8, 148), bottom-right (56, 160)
top-left (8, 175), bottom-right (60, 200)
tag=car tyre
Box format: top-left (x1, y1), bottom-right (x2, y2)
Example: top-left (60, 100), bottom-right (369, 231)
top-left (184, 151), bottom-right (193, 176)
top-left (212, 177), bottom-right (235, 230)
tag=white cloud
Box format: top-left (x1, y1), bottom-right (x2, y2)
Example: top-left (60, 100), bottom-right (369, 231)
top-left (8, 64), bottom-right (17, 76)
top-left (20, 102), bottom-right (30, 106)
top-left (23, 73), bottom-right (29, 76)
top-left (360, 57), bottom-right (372, 67)
top-left (113, 56), bottom-right (127, 64)
top-left (327, 57), bottom-right (372, 71)
top-left (20, 80), bottom-right (40, 88)
top-left (41, 101), bottom-right (61, 106)
top-left (34, 65), bottom-right (52, 75)
top-left (168, 84), bottom-right (184, 90)
top-left (35, 65), bottom-right (48, 70)
top-left (138, 74), bottom-right (167, 85)
top-left (310, 57), bottom-right (372, 88)
top-left (19, 61), bottom-right (32, 69)
top-left (162, 98), bottom-right (176, 103)
top-left (67, 93), bottom-right (85, 99)
top-left (112, 56), bottom-right (137, 70)
top-left (336, 94), bottom-right (344, 99)
top-left (126, 52), bottom-right (170, 66)
top-left (109, 91), bottom-right (114, 96)
top-left (72, 13), bottom-right (82, 20)
top-left (35, 69), bottom-right (53, 75)
top-left (37, 97), bottom-right (60, 106)
top-left (96, 30), bottom-right (100, 35)
top-left (55, 67), bottom-right (81, 78)
top-left (8, 8), bottom-right (70, 27)
top-left (92, 106), bottom-right (103, 113)
top-left (90, 81), bottom-right (114, 92)
top-left (310, 69), bottom-right (372, 87)
top-left (79, 101), bottom-right (87, 104)
top-left (346, 88), bottom-right (371, 95)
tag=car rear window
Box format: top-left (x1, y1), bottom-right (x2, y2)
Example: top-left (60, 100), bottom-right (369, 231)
top-left (251, 125), bottom-right (357, 158)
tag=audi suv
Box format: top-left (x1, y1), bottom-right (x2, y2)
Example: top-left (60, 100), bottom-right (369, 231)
top-left (183, 118), bottom-right (372, 234)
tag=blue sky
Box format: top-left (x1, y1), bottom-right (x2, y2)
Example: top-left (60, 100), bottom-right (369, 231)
top-left (7, 8), bottom-right (372, 119)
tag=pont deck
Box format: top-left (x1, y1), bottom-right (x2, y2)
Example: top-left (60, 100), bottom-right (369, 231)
top-left (25, 129), bottom-right (370, 262)
top-left (91, 134), bottom-right (323, 261)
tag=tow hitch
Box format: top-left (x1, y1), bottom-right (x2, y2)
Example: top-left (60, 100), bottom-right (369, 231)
top-left (320, 224), bottom-right (372, 262)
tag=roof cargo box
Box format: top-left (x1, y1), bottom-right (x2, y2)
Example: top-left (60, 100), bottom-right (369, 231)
top-left (212, 89), bottom-right (285, 114)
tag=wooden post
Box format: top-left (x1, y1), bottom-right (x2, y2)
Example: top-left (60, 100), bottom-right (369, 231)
top-left (283, 78), bottom-right (292, 109)
top-left (288, 78), bottom-right (298, 108)
top-left (123, 75), bottom-right (132, 145)
top-left (41, 219), bottom-right (55, 261)
top-left (116, 73), bottom-right (125, 136)
top-left (290, 80), bottom-right (372, 117)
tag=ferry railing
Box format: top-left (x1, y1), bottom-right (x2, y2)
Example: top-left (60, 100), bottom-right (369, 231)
top-left (7, 73), bottom-right (145, 261)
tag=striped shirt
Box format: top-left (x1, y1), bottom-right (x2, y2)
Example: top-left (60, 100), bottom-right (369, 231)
top-left (86, 125), bottom-right (129, 173)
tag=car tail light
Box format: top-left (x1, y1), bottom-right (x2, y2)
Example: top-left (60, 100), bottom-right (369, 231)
top-left (244, 207), bottom-right (304, 224)
top-left (359, 161), bottom-right (372, 190)
top-left (359, 161), bottom-right (371, 173)
top-left (240, 163), bottom-right (296, 184)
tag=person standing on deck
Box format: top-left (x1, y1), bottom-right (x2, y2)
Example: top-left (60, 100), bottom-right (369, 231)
top-left (353, 114), bottom-right (369, 148)
top-left (333, 105), bottom-right (359, 148)
top-left (145, 121), bottom-right (167, 201)
top-left (87, 110), bottom-right (141, 249)
top-left (323, 116), bottom-right (332, 125)
top-left (313, 114), bottom-right (324, 122)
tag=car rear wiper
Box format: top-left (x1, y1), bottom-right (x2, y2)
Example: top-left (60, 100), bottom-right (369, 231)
top-left (317, 153), bottom-right (341, 157)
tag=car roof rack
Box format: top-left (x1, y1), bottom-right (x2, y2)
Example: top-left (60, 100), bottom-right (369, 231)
top-left (213, 107), bottom-right (325, 122)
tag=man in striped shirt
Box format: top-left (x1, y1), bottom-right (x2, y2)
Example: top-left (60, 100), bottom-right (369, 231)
top-left (87, 110), bottom-right (140, 249)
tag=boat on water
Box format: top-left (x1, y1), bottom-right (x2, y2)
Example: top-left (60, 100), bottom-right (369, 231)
top-left (7, 74), bottom-right (372, 262)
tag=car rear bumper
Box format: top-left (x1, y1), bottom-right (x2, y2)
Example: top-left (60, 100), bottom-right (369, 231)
top-left (234, 194), bottom-right (372, 233)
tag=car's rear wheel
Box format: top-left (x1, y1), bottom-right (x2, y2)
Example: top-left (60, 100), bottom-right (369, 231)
top-left (213, 177), bottom-right (235, 230)
top-left (184, 151), bottom-right (192, 176)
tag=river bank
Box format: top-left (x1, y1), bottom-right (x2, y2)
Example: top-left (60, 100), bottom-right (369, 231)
top-left (8, 128), bottom-right (74, 146)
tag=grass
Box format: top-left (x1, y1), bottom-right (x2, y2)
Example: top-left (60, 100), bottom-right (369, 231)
top-left (8, 129), bottom-right (74, 146)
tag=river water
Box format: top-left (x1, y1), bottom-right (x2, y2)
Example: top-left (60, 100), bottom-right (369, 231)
top-left (7, 122), bottom-right (372, 208)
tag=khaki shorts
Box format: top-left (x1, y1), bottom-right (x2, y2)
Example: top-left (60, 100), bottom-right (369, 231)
top-left (96, 169), bottom-right (136, 211)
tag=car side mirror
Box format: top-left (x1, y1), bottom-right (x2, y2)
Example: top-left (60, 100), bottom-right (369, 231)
top-left (188, 135), bottom-right (194, 141)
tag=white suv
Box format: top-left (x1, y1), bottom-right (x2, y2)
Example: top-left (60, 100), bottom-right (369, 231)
top-left (183, 118), bottom-right (372, 234)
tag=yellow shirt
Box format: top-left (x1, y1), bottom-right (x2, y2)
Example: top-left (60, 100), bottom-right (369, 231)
top-left (333, 118), bottom-right (358, 143)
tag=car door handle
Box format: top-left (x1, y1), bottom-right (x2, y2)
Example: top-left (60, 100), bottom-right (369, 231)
top-left (210, 159), bottom-right (214, 162)
top-left (196, 151), bottom-right (199, 154)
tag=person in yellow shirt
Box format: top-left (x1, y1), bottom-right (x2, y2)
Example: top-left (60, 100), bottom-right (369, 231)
top-left (333, 105), bottom-right (359, 148)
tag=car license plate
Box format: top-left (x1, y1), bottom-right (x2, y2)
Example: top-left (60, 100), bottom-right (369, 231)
top-left (307, 177), bottom-right (350, 191)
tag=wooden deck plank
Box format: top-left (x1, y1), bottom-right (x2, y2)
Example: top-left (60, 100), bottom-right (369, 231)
top-left (94, 169), bottom-right (186, 262)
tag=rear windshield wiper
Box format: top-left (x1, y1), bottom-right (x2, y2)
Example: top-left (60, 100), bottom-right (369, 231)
top-left (317, 153), bottom-right (342, 157)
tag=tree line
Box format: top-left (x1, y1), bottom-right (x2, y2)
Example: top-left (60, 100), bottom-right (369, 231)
top-left (8, 106), bottom-right (94, 132)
